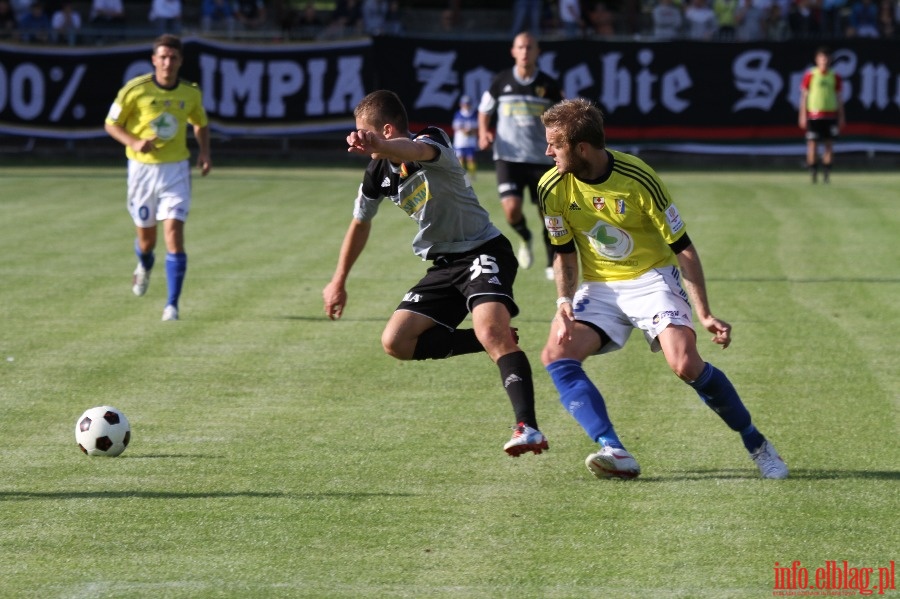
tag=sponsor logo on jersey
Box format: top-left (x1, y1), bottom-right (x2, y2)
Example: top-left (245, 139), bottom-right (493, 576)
top-left (569, 201), bottom-right (581, 210)
top-left (585, 222), bottom-right (634, 260)
top-left (544, 215), bottom-right (568, 238)
top-left (381, 177), bottom-right (391, 188)
top-left (488, 276), bottom-right (501, 285)
top-left (615, 199), bottom-right (626, 214)
top-left (151, 112), bottom-right (178, 141)
top-left (665, 204), bottom-right (685, 233)
top-left (592, 196), bottom-right (606, 211)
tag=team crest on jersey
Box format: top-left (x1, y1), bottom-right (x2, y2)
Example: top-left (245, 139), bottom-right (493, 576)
top-left (585, 222), bottom-right (634, 260)
top-left (535, 85), bottom-right (546, 98)
top-left (544, 215), bottom-right (568, 238)
top-left (592, 197), bottom-right (606, 211)
top-left (151, 112), bottom-right (178, 141)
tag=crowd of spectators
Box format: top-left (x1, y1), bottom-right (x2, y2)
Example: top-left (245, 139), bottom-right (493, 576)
top-left (0, 0), bottom-right (897, 44)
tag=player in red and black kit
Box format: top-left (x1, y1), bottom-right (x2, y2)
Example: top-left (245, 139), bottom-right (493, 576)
top-left (478, 31), bottom-right (563, 280)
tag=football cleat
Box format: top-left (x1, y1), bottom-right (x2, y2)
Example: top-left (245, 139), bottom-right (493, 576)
top-left (750, 440), bottom-right (788, 479)
top-left (517, 239), bottom-right (534, 270)
top-left (161, 305), bottom-right (179, 321)
top-left (504, 423), bottom-right (548, 457)
top-left (132, 263), bottom-right (150, 296)
top-left (585, 446), bottom-right (641, 480)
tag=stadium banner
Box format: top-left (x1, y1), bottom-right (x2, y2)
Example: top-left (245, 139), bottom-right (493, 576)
top-left (0, 37), bottom-right (373, 139)
top-left (1, 37), bottom-right (898, 152)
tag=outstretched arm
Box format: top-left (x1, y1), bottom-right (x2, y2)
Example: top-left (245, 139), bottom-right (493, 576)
top-left (676, 243), bottom-right (732, 349)
top-left (323, 218), bottom-right (372, 320)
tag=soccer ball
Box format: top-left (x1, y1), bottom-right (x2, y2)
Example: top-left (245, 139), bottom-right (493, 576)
top-left (75, 406), bottom-right (131, 457)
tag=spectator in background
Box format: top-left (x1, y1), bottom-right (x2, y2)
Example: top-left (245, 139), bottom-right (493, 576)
top-left (51, 0), bottom-right (81, 44)
top-left (587, 1), bottom-right (616, 35)
top-left (559, 0), bottom-right (583, 37)
top-left (234, 0), bottom-right (267, 31)
top-left (282, 0), bottom-right (321, 38)
top-left (653, 0), bottom-right (684, 38)
top-left (788, 0), bottom-right (822, 36)
top-left (848, 0), bottom-right (880, 35)
top-left (765, 2), bottom-right (791, 37)
top-left (19, 1), bottom-right (50, 42)
top-left (362, 0), bottom-right (388, 34)
top-left (684, 0), bottom-right (718, 39)
top-left (201, 0), bottom-right (235, 35)
top-left (511, 0), bottom-right (543, 35)
top-left (383, 0), bottom-right (402, 34)
top-left (714, 0), bottom-right (739, 39)
top-left (318, 0), bottom-right (362, 39)
top-left (89, 0), bottom-right (124, 39)
top-left (0, 0), bottom-right (18, 38)
top-left (149, 0), bottom-right (182, 34)
top-left (820, 0), bottom-right (847, 37)
top-left (878, 0), bottom-right (896, 35)
top-left (10, 0), bottom-right (30, 23)
top-left (734, 0), bottom-right (766, 39)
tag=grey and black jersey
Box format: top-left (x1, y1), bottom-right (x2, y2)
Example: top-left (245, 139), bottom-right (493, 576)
top-left (478, 68), bottom-right (563, 164)
top-left (352, 126), bottom-right (502, 260)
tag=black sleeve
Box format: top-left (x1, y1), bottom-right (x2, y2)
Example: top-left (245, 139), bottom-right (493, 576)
top-left (670, 233), bottom-right (692, 254)
top-left (555, 239), bottom-right (577, 254)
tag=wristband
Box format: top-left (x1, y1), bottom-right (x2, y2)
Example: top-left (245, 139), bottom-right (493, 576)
top-left (556, 297), bottom-right (572, 308)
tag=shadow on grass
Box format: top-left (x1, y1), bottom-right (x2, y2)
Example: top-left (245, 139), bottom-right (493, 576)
top-left (0, 490), bottom-right (417, 501)
top-left (638, 468), bottom-right (900, 481)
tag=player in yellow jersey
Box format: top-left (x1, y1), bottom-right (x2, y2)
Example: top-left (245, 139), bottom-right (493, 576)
top-left (537, 98), bottom-right (788, 480)
top-left (799, 46), bottom-right (845, 184)
top-left (104, 34), bottom-right (211, 321)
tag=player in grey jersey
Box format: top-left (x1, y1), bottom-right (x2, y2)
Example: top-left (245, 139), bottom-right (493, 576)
top-left (322, 90), bottom-right (548, 457)
top-left (478, 31), bottom-right (563, 280)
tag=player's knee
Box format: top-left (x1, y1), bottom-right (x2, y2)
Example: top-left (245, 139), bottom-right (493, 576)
top-left (380, 332), bottom-right (411, 361)
top-left (668, 355), bottom-right (703, 382)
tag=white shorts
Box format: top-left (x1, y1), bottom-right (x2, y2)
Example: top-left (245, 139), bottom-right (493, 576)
top-left (127, 159), bottom-right (191, 227)
top-left (572, 266), bottom-right (695, 355)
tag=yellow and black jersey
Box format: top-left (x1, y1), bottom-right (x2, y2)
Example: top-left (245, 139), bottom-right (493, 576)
top-left (538, 149), bottom-right (690, 282)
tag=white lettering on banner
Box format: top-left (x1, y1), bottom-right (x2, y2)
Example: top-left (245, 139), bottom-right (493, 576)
top-left (0, 62), bottom-right (87, 122)
top-left (413, 48), bottom-right (459, 110)
top-left (198, 53), bottom-right (364, 119)
top-left (599, 51), bottom-right (691, 114)
top-left (732, 50), bottom-right (783, 111)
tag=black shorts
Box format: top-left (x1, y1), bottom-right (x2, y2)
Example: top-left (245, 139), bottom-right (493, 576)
top-left (806, 118), bottom-right (839, 141)
top-left (397, 235), bottom-right (520, 329)
top-left (495, 160), bottom-right (551, 204)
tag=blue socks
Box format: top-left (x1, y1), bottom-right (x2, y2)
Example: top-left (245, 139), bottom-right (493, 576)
top-left (546, 359), bottom-right (624, 449)
top-left (165, 252), bottom-right (187, 308)
top-left (689, 362), bottom-right (765, 453)
top-left (134, 240), bottom-right (155, 271)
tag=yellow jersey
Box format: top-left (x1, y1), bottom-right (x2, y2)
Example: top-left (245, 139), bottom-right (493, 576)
top-left (105, 74), bottom-right (208, 164)
top-left (538, 149), bottom-right (688, 282)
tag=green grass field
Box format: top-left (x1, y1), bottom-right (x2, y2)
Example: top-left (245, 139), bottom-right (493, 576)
top-left (0, 164), bottom-right (897, 598)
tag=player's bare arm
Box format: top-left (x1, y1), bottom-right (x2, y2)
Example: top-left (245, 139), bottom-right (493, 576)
top-left (553, 250), bottom-right (580, 344)
top-left (477, 111), bottom-right (493, 150)
top-left (347, 130), bottom-right (437, 163)
top-left (194, 124), bottom-right (212, 176)
top-left (323, 218), bottom-right (372, 320)
top-left (676, 245), bottom-right (732, 349)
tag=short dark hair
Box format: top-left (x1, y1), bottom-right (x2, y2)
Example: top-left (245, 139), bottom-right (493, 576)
top-left (541, 98), bottom-right (606, 150)
top-left (354, 90), bottom-right (409, 133)
top-left (153, 34), bottom-right (183, 55)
